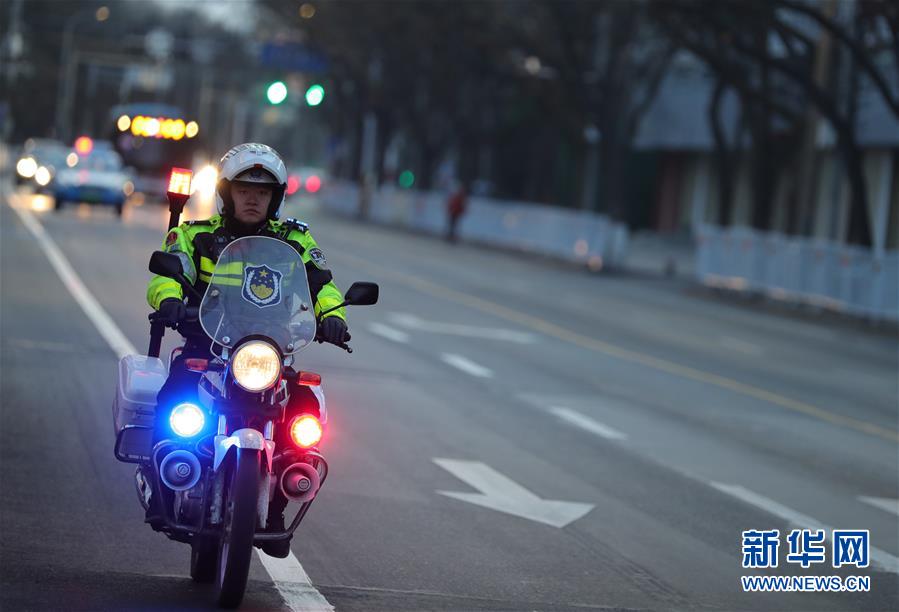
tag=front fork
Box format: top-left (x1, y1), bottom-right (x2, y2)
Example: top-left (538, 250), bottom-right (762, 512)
top-left (209, 416), bottom-right (276, 528)
top-left (258, 421), bottom-right (276, 528)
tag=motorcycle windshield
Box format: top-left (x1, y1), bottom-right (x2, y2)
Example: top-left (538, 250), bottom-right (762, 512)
top-left (199, 236), bottom-right (316, 354)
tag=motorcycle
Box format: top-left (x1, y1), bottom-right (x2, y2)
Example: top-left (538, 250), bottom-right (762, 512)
top-left (112, 235), bottom-right (377, 607)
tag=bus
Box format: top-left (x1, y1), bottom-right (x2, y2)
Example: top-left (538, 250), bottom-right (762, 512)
top-left (107, 103), bottom-right (205, 197)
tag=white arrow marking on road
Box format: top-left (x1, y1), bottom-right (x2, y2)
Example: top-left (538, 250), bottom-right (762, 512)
top-left (433, 458), bottom-right (594, 528)
top-left (549, 406), bottom-right (628, 441)
top-left (390, 312), bottom-right (535, 343)
top-left (440, 353), bottom-right (494, 378)
top-left (859, 496), bottom-right (899, 518)
top-left (10, 202), bottom-right (334, 611)
top-left (711, 482), bottom-right (899, 575)
top-left (367, 322), bottom-right (410, 344)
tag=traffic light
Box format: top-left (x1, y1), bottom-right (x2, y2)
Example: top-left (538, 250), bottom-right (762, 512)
top-left (266, 81), bottom-right (288, 105)
top-left (398, 170), bottom-right (415, 189)
top-left (305, 84), bottom-right (325, 107)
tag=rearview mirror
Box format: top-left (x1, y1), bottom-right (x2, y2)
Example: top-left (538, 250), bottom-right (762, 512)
top-left (344, 282), bottom-right (379, 306)
top-left (149, 251), bottom-right (184, 278)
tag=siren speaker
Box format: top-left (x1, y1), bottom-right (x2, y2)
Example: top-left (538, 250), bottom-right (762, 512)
top-left (280, 461), bottom-right (321, 503)
top-left (159, 449), bottom-right (202, 491)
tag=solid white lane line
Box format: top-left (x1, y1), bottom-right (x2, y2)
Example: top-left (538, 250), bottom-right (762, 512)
top-left (10, 203), bottom-right (138, 359)
top-left (859, 496), bottom-right (899, 518)
top-left (257, 553), bottom-right (335, 611)
top-left (10, 202), bottom-right (333, 611)
top-left (440, 353), bottom-right (494, 378)
top-left (549, 407), bottom-right (628, 441)
top-left (710, 482), bottom-right (899, 575)
top-left (367, 322), bottom-right (410, 344)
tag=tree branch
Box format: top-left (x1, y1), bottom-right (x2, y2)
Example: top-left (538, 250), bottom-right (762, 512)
top-left (775, 0), bottom-right (899, 118)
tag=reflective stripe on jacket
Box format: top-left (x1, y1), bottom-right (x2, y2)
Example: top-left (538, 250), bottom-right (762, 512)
top-left (146, 215), bottom-right (346, 322)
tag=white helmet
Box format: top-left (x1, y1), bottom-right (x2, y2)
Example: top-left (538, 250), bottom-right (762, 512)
top-left (216, 143), bottom-right (288, 220)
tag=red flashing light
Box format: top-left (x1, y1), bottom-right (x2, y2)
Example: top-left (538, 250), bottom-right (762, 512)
top-left (290, 415), bottom-right (323, 448)
top-left (305, 175), bottom-right (321, 193)
top-left (168, 168), bottom-right (193, 196)
top-left (74, 136), bottom-right (93, 155)
top-left (286, 175), bottom-right (300, 195)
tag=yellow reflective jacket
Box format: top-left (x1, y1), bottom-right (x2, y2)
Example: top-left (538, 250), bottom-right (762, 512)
top-left (146, 215), bottom-right (346, 322)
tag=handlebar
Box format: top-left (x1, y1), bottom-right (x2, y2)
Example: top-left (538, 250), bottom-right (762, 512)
top-left (314, 329), bottom-right (353, 353)
top-left (148, 307), bottom-right (199, 358)
top-left (148, 308), bottom-right (353, 354)
top-left (148, 306), bottom-right (199, 325)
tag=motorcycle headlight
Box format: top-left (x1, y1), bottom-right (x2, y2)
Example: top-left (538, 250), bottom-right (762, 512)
top-left (231, 341), bottom-right (281, 391)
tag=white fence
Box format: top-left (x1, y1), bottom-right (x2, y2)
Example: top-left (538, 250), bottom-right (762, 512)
top-left (696, 224), bottom-right (898, 321)
top-left (320, 181), bottom-right (629, 269)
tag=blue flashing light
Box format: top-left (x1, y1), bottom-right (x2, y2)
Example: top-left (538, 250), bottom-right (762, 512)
top-left (169, 403), bottom-right (205, 437)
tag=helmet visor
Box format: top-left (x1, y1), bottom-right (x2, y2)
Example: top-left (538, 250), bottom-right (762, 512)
top-left (233, 167), bottom-right (279, 184)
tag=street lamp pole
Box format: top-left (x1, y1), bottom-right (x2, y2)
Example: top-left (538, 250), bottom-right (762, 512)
top-left (54, 7), bottom-right (105, 142)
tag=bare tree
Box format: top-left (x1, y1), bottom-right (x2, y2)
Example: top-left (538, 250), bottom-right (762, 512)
top-left (655, 0), bottom-right (898, 246)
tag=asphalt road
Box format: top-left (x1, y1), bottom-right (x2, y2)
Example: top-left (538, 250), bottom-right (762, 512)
top-left (1, 179), bottom-right (897, 611)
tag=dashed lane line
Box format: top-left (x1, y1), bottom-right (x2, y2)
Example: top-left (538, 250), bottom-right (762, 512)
top-left (718, 335), bottom-right (764, 356)
top-left (549, 406), bottom-right (629, 441)
top-left (367, 322), bottom-right (410, 343)
top-left (440, 353), bottom-right (494, 378)
top-left (710, 482), bottom-right (899, 575)
top-left (331, 251), bottom-right (898, 444)
top-left (388, 311), bottom-right (536, 343)
top-left (859, 496), bottom-right (899, 519)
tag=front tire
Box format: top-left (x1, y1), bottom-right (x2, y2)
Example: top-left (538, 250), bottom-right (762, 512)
top-left (190, 535), bottom-right (217, 583)
top-left (215, 449), bottom-right (261, 608)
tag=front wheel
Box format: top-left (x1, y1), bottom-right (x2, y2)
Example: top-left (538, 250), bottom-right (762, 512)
top-left (190, 535), bottom-right (217, 583)
top-left (215, 449), bottom-right (261, 608)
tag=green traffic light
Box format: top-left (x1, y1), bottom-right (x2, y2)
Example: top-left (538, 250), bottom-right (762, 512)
top-left (267, 81), bottom-right (288, 105)
top-left (305, 84), bottom-right (325, 106)
top-left (399, 170), bottom-right (415, 189)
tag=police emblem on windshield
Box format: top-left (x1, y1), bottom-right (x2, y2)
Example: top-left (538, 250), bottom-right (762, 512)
top-left (242, 264), bottom-right (282, 308)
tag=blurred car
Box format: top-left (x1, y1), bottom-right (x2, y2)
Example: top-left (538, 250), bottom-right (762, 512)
top-left (286, 167), bottom-right (328, 197)
top-left (15, 139), bottom-right (70, 188)
top-left (52, 149), bottom-right (133, 217)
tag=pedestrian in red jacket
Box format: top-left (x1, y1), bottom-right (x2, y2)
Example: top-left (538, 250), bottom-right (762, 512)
top-left (446, 184), bottom-right (468, 243)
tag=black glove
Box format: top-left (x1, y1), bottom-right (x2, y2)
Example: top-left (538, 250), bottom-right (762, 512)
top-left (319, 317), bottom-right (349, 345)
top-left (157, 298), bottom-right (187, 329)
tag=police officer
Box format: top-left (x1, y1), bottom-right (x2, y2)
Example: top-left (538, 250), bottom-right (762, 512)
top-left (146, 143), bottom-right (347, 558)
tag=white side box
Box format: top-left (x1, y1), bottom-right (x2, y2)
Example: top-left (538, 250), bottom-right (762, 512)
top-left (113, 354), bottom-right (167, 434)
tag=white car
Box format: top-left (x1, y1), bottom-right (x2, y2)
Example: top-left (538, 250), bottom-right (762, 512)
top-left (15, 139), bottom-right (69, 189)
top-left (53, 149), bottom-right (133, 217)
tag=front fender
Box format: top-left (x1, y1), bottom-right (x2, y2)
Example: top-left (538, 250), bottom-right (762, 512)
top-left (213, 428), bottom-right (275, 472)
